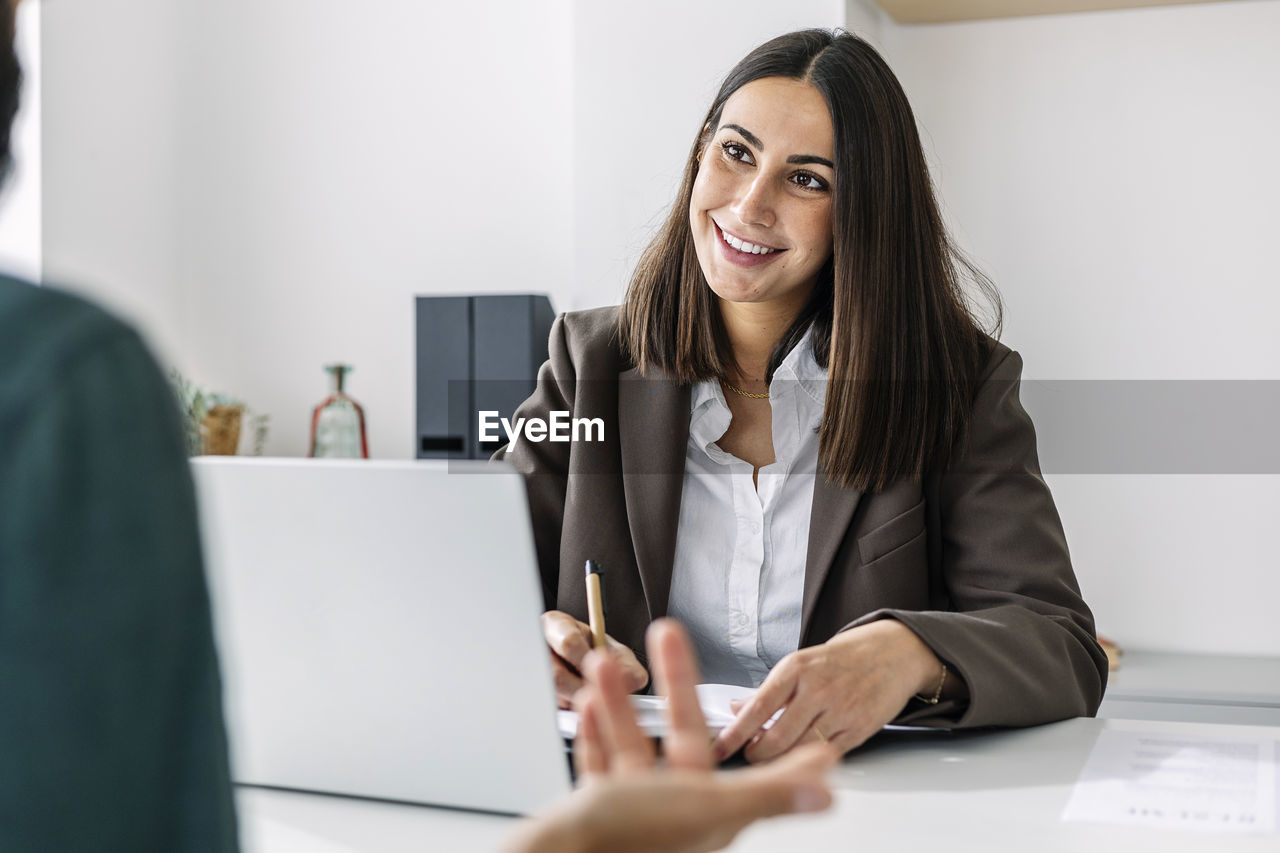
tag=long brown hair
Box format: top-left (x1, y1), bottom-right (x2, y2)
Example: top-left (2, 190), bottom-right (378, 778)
top-left (619, 29), bottom-right (1001, 490)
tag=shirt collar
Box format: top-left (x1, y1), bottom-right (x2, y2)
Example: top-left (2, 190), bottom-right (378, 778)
top-left (689, 379), bottom-right (731, 454)
top-left (687, 324), bottom-right (827, 445)
top-left (771, 324), bottom-right (827, 408)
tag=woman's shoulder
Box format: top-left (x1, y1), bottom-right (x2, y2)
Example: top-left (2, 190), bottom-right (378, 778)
top-left (551, 305), bottom-right (628, 376)
top-left (559, 305), bottom-right (621, 346)
top-left (974, 333), bottom-right (1020, 384)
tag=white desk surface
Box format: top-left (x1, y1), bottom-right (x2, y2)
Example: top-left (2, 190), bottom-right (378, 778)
top-left (237, 716), bottom-right (1280, 852)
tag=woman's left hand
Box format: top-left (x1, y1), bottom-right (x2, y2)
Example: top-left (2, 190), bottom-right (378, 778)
top-left (712, 619), bottom-right (944, 763)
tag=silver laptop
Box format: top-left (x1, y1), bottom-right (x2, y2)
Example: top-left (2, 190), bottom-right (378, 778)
top-left (191, 457), bottom-right (572, 815)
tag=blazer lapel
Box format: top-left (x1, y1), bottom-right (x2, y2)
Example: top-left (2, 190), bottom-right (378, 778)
top-left (800, 472), bottom-right (863, 640)
top-left (618, 367), bottom-right (690, 622)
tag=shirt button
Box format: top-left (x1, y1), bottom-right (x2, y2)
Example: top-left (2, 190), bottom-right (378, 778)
top-left (750, 522), bottom-right (761, 534)
top-left (737, 613), bottom-right (749, 627)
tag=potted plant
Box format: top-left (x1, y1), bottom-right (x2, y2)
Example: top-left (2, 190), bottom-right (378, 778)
top-left (170, 370), bottom-right (269, 456)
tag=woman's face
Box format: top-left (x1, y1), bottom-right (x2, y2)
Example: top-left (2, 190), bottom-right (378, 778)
top-left (689, 77), bottom-right (835, 316)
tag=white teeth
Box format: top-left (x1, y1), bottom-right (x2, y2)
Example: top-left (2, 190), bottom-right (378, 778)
top-left (720, 227), bottom-right (776, 255)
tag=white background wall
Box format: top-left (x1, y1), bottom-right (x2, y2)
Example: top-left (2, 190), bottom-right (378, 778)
top-left (876, 0), bottom-right (1280, 655)
top-left (41, 0), bottom-right (184, 363)
top-left (42, 0), bottom-right (575, 461)
top-left (172, 1), bottom-right (577, 461)
top-left (27, 1), bottom-right (1280, 654)
top-left (879, 0), bottom-right (1279, 380)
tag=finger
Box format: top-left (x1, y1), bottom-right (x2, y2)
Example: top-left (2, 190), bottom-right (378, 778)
top-left (549, 650), bottom-right (584, 708)
top-left (713, 665), bottom-right (798, 761)
top-left (743, 703), bottom-right (826, 764)
top-left (647, 619), bottom-right (711, 771)
top-left (764, 740), bottom-right (841, 778)
top-left (743, 723), bottom-right (828, 764)
top-left (737, 741), bottom-right (840, 789)
top-left (603, 633), bottom-right (651, 692)
top-left (543, 611), bottom-right (593, 670)
top-left (584, 650), bottom-right (655, 774)
top-left (572, 688), bottom-right (607, 779)
top-left (831, 723), bottom-right (876, 756)
top-left (723, 742), bottom-right (839, 816)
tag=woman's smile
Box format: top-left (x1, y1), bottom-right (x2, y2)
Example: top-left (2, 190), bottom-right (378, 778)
top-left (714, 220), bottom-right (786, 268)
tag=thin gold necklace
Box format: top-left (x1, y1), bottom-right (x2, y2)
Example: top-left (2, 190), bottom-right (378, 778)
top-left (722, 379), bottom-right (769, 400)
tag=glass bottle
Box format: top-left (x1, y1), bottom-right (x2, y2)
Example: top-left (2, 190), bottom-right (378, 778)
top-left (308, 364), bottom-right (369, 458)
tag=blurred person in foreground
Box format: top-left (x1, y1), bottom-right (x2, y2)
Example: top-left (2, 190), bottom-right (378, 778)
top-left (0, 0), bottom-right (238, 848)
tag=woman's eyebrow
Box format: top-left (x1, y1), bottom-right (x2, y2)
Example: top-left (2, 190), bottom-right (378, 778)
top-left (720, 123), bottom-right (762, 150)
top-left (720, 123), bottom-right (833, 169)
top-left (788, 154), bottom-right (834, 169)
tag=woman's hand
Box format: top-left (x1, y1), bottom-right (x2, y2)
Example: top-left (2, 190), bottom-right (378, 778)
top-left (542, 610), bottom-right (648, 709)
top-left (503, 619), bottom-right (836, 853)
top-left (713, 619), bottom-right (947, 762)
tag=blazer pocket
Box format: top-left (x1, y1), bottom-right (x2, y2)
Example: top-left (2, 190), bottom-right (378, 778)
top-left (856, 527), bottom-right (929, 610)
top-left (857, 499), bottom-right (926, 565)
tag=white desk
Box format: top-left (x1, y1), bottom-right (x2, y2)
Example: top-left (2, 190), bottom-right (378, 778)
top-left (237, 716), bottom-right (1280, 852)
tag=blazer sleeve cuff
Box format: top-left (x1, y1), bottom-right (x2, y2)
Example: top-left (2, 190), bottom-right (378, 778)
top-left (840, 606), bottom-right (1107, 730)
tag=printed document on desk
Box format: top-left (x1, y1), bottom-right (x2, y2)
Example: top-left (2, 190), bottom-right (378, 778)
top-left (1062, 728), bottom-right (1279, 835)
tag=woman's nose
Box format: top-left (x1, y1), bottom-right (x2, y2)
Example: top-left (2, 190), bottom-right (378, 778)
top-left (732, 175), bottom-right (776, 229)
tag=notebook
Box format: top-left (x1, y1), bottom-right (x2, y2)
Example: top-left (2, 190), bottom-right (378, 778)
top-left (192, 457), bottom-right (573, 816)
top-left (558, 683), bottom-right (759, 739)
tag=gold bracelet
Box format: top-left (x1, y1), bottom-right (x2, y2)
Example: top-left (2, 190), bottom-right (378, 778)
top-left (914, 662), bottom-right (947, 705)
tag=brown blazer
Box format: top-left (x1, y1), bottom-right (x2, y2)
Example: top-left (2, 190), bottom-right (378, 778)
top-left (500, 306), bottom-right (1108, 728)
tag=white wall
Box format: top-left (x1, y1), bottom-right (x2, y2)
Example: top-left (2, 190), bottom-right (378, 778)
top-left (0, 3), bottom-right (40, 281)
top-left (42, 1), bottom-right (575, 459)
top-left (845, 0), bottom-right (890, 46)
top-left (171, 1), bottom-right (575, 459)
top-left (880, 0), bottom-right (1280, 655)
top-left (881, 0), bottom-right (1280, 380)
top-left (41, 0), bottom-right (184, 363)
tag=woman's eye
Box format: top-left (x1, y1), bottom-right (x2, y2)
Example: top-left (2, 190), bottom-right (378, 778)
top-left (720, 141), bottom-right (753, 164)
top-left (791, 172), bottom-right (829, 192)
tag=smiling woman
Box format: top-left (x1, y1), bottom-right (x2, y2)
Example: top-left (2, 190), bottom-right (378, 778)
top-left (690, 77), bottom-right (835, 319)
top-left (499, 28), bottom-right (1108, 764)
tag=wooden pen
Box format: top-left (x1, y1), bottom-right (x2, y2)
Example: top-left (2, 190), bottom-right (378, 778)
top-left (585, 560), bottom-right (607, 650)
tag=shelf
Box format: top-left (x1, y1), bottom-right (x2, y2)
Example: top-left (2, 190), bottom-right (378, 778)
top-left (1096, 649), bottom-right (1280, 726)
top-left (874, 0), bottom-right (1242, 24)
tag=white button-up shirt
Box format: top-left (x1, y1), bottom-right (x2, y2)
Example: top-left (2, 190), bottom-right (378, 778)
top-left (667, 329), bottom-right (827, 687)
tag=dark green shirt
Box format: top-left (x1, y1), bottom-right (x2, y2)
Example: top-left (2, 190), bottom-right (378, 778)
top-left (0, 275), bottom-right (238, 851)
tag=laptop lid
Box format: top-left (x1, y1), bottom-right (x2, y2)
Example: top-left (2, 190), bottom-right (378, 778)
top-left (192, 457), bottom-right (571, 815)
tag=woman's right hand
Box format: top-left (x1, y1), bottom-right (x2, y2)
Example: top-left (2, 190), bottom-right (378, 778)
top-left (542, 610), bottom-right (648, 708)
